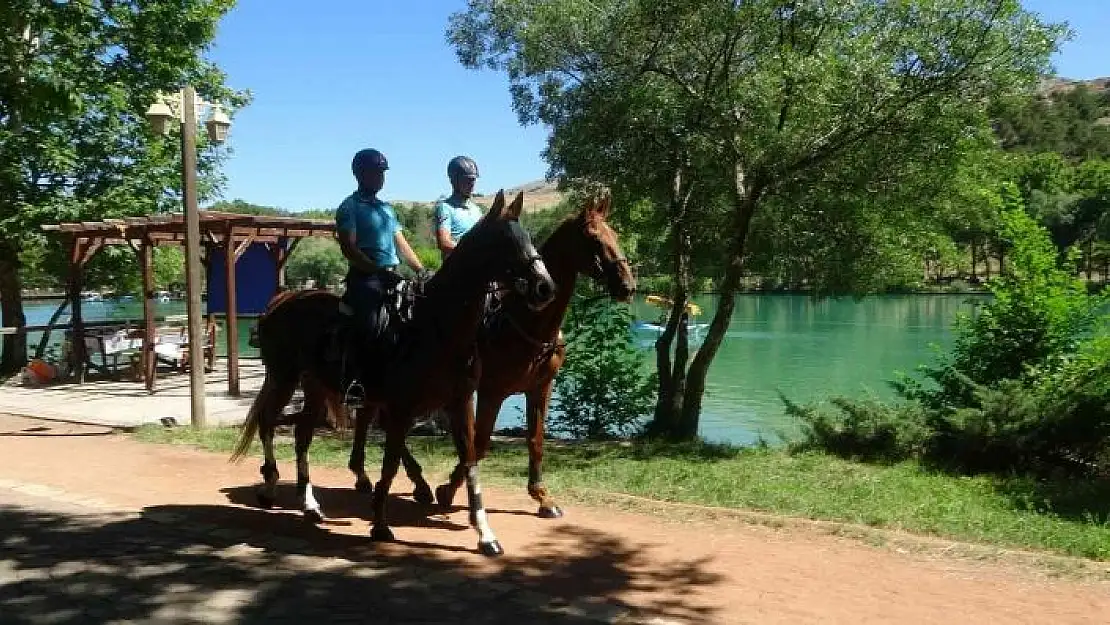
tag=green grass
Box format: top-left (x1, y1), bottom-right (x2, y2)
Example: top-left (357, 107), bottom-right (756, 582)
top-left (132, 425), bottom-right (1110, 561)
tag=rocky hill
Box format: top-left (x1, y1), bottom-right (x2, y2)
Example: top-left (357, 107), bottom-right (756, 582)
top-left (471, 178), bottom-right (565, 213)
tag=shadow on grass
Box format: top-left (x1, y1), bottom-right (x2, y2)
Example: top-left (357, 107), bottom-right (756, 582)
top-left (0, 499), bottom-right (724, 624)
top-left (992, 475), bottom-right (1110, 526)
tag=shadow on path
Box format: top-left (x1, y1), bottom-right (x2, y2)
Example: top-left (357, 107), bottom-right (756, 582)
top-left (0, 498), bottom-right (723, 624)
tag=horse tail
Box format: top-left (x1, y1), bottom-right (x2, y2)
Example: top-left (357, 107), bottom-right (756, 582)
top-left (230, 374), bottom-right (276, 462)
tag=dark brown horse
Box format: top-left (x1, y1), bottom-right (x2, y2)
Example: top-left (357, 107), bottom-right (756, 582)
top-left (231, 190), bottom-right (555, 556)
top-left (347, 195), bottom-right (635, 521)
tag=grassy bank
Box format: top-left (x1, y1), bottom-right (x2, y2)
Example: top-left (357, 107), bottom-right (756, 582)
top-left (132, 425), bottom-right (1110, 561)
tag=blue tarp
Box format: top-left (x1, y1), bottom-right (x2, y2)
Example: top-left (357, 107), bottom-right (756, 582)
top-left (206, 242), bottom-right (278, 316)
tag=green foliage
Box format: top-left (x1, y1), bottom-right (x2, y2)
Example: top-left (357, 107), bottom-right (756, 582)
top-left (994, 83), bottom-right (1110, 160)
top-left (285, 238), bottom-right (346, 289)
top-left (209, 199), bottom-right (289, 216)
top-left (523, 199), bottom-right (576, 243)
top-left (0, 1), bottom-right (246, 371)
top-left (792, 207), bottom-right (1110, 476)
top-left (413, 246), bottom-right (442, 272)
top-left (551, 291), bottom-right (656, 440)
top-left (785, 396), bottom-right (929, 463)
top-left (903, 201), bottom-right (1104, 410)
top-left (153, 247), bottom-right (185, 290)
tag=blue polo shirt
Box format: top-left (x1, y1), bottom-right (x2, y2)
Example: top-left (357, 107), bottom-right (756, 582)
top-left (434, 195), bottom-right (482, 242)
top-left (335, 192), bottom-right (401, 268)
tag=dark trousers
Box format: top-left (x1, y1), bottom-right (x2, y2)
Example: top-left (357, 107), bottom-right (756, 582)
top-left (342, 267), bottom-right (400, 356)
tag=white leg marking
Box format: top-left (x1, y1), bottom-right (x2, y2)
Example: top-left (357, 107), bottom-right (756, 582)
top-left (296, 456), bottom-right (320, 512)
top-left (303, 483), bottom-right (321, 513)
top-left (467, 467), bottom-right (498, 545)
top-left (474, 508), bottom-right (497, 545)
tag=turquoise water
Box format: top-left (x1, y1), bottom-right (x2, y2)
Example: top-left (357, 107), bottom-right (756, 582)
top-left (624, 294), bottom-right (983, 444)
top-left (11, 294), bottom-right (983, 445)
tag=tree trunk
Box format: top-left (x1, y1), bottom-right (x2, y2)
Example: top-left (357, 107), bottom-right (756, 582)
top-left (969, 241), bottom-right (978, 282)
top-left (34, 299), bottom-right (70, 359)
top-left (650, 166), bottom-right (694, 439)
top-left (676, 189), bottom-right (760, 439)
top-left (0, 249), bottom-right (27, 376)
top-left (1085, 239), bottom-right (1093, 282)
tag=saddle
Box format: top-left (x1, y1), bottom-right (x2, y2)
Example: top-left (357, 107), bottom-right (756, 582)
top-left (323, 275), bottom-right (422, 389)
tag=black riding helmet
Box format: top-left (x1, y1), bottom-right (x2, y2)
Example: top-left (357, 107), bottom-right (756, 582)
top-left (352, 148), bottom-right (389, 176)
top-left (447, 155), bottom-right (479, 183)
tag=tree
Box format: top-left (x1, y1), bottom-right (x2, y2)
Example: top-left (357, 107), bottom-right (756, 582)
top-left (284, 238), bottom-right (346, 289)
top-left (0, 1), bottom-right (246, 374)
top-left (449, 0), bottom-right (1066, 440)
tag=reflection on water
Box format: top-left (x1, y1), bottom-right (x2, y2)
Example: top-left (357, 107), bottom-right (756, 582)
top-left (11, 293), bottom-right (985, 445)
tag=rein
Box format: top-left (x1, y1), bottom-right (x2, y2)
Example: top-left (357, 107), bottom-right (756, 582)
top-left (499, 309), bottom-right (564, 362)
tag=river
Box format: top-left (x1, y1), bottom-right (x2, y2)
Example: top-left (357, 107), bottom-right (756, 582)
top-left (10, 293), bottom-right (983, 445)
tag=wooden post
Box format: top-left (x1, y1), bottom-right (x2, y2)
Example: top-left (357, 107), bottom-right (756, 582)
top-left (68, 238), bottom-right (86, 383)
top-left (275, 237), bottom-right (300, 289)
top-left (274, 237), bottom-right (288, 288)
top-left (181, 85), bottom-right (207, 428)
top-left (139, 238), bottom-right (156, 393)
top-left (224, 227), bottom-right (240, 396)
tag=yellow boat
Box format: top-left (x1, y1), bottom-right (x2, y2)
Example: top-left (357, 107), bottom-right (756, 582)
top-left (644, 294), bottom-right (702, 317)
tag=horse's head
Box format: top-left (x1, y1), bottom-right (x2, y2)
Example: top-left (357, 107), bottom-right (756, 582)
top-left (461, 189), bottom-right (556, 311)
top-left (561, 194), bottom-right (636, 302)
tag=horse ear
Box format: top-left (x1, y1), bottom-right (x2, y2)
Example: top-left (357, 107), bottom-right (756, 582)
top-left (597, 194), bottom-right (612, 218)
top-left (487, 190), bottom-right (506, 220)
top-left (581, 196), bottom-right (597, 218)
top-left (505, 191), bottom-right (524, 220)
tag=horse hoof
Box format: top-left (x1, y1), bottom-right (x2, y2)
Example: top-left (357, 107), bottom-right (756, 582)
top-left (370, 524), bottom-right (395, 542)
top-left (304, 508), bottom-right (326, 524)
top-left (354, 479), bottom-right (374, 495)
top-left (538, 505), bottom-right (564, 519)
top-left (478, 540), bottom-right (504, 557)
top-left (257, 493), bottom-right (276, 509)
top-left (413, 484), bottom-right (435, 506)
top-left (435, 484), bottom-right (456, 508)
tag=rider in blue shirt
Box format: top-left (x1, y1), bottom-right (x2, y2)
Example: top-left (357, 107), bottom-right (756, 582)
top-left (336, 148), bottom-right (427, 350)
top-left (433, 156), bottom-right (483, 260)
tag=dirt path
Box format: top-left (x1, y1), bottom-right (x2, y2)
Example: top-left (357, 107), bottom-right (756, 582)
top-left (1, 413), bottom-right (1108, 624)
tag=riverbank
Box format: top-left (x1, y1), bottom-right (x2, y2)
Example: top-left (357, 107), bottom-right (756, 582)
top-left (132, 425), bottom-right (1110, 562)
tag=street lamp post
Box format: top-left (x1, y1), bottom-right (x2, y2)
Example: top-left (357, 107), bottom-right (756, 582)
top-left (145, 86), bottom-right (231, 429)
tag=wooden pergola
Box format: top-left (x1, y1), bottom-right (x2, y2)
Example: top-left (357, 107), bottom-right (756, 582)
top-left (42, 211), bottom-right (335, 395)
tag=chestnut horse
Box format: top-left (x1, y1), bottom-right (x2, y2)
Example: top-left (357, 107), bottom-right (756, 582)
top-left (231, 191), bottom-right (555, 556)
top-left (347, 195), bottom-right (636, 520)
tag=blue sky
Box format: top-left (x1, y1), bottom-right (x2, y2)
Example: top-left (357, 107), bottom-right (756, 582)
top-left (207, 0), bottom-right (1109, 212)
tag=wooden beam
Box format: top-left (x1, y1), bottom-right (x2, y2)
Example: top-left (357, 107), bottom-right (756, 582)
top-left (224, 227), bottom-right (240, 396)
top-left (277, 237), bottom-right (301, 272)
top-left (78, 237), bottom-right (105, 268)
top-left (234, 233), bottom-right (255, 262)
top-left (68, 238), bottom-right (87, 383)
top-left (139, 240), bottom-right (156, 393)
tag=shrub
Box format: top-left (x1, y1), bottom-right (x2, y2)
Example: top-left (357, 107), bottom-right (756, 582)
top-left (551, 291), bottom-right (656, 440)
top-left (898, 195), bottom-right (1106, 411)
top-left (785, 395), bottom-right (929, 463)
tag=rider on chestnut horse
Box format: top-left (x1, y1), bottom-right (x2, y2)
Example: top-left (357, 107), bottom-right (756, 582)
top-left (434, 155), bottom-right (483, 260)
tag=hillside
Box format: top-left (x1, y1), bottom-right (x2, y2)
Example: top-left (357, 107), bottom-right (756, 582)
top-left (470, 178), bottom-right (565, 213)
top-left (1040, 76), bottom-right (1110, 97)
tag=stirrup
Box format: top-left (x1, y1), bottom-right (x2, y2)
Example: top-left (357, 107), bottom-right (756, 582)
top-left (343, 380), bottom-right (365, 411)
